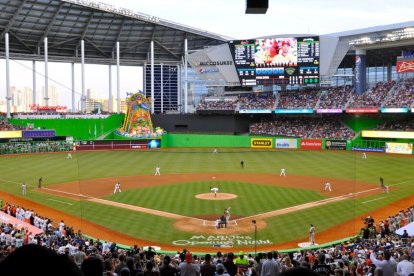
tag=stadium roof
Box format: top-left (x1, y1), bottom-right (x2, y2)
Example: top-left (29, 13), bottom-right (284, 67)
top-left (0, 0), bottom-right (230, 65)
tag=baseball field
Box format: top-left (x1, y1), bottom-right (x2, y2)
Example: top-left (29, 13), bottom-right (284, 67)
top-left (1, 148), bottom-right (414, 253)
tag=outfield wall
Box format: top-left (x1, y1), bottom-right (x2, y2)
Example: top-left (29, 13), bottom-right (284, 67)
top-left (10, 114), bottom-right (124, 140)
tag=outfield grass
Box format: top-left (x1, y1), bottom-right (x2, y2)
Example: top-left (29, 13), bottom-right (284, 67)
top-left (1, 149), bottom-right (414, 248)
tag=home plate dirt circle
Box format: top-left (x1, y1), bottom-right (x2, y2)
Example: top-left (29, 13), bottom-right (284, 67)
top-left (196, 193), bottom-right (238, 200)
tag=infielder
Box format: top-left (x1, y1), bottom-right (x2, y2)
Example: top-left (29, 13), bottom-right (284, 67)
top-left (280, 168), bottom-right (286, 176)
top-left (113, 182), bottom-right (122, 193)
top-left (210, 187), bottom-right (219, 197)
top-left (380, 177), bottom-right (389, 193)
top-left (155, 165), bottom-right (161, 176)
top-left (324, 181), bottom-right (332, 192)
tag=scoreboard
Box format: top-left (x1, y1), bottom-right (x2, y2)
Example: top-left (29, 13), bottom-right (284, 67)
top-left (229, 36), bottom-right (319, 86)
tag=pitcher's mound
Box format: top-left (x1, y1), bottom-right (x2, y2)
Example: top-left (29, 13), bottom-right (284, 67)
top-left (196, 193), bottom-right (238, 200)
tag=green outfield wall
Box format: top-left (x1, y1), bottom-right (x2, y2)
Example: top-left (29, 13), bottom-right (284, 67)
top-left (10, 114), bottom-right (124, 140)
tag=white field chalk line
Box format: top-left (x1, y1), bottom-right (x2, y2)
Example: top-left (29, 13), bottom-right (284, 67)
top-left (362, 197), bottom-right (385, 204)
top-left (47, 198), bottom-right (73, 205)
top-left (26, 178), bottom-right (414, 224)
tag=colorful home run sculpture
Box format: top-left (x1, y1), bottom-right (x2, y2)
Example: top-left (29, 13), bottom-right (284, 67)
top-left (117, 92), bottom-right (165, 138)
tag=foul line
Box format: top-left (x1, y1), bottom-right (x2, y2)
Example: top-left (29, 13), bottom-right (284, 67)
top-left (362, 197), bottom-right (385, 204)
top-left (16, 177), bottom-right (414, 224)
top-left (47, 198), bottom-right (73, 205)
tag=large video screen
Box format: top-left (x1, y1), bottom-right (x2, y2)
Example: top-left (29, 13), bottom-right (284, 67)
top-left (229, 36), bottom-right (319, 86)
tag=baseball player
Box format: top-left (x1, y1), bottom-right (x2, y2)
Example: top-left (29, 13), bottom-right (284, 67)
top-left (212, 148), bottom-right (218, 154)
top-left (280, 168), bottom-right (286, 176)
top-left (210, 187), bottom-right (219, 197)
top-left (67, 153), bottom-right (72, 159)
top-left (362, 152), bottom-right (367, 159)
top-left (113, 182), bottom-right (122, 193)
top-left (324, 181), bottom-right (332, 192)
top-left (21, 183), bottom-right (27, 196)
top-left (224, 207), bottom-right (231, 223)
top-left (155, 165), bottom-right (161, 176)
top-left (309, 224), bottom-right (315, 245)
top-left (380, 177), bottom-right (389, 193)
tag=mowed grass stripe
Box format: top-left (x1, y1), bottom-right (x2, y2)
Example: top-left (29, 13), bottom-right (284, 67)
top-left (106, 181), bottom-right (326, 216)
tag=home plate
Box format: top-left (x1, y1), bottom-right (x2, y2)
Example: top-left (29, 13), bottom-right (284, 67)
top-left (298, 242), bottom-right (318, 248)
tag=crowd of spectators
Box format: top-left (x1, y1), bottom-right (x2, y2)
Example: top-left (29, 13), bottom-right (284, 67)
top-left (317, 86), bottom-right (353, 109)
top-left (382, 78), bottom-right (414, 108)
top-left (373, 118), bottom-right (414, 131)
top-left (196, 96), bottom-right (238, 111)
top-left (311, 118), bottom-right (355, 139)
top-left (238, 92), bottom-right (275, 110)
top-left (0, 141), bottom-right (73, 155)
top-left (275, 88), bottom-right (320, 109)
top-left (250, 117), bottom-right (355, 139)
top-left (0, 200), bottom-right (413, 275)
top-left (0, 114), bottom-right (13, 131)
top-left (348, 81), bottom-right (395, 108)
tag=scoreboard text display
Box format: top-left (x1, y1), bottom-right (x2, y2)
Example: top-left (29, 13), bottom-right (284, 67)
top-left (229, 36), bottom-right (319, 86)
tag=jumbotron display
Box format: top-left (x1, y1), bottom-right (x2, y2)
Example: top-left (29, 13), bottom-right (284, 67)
top-left (229, 36), bottom-right (319, 86)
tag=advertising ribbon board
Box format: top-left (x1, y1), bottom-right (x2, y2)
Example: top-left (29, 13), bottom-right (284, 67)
top-left (325, 139), bottom-right (347, 150)
top-left (300, 139), bottom-right (322, 149)
top-left (251, 138), bottom-right (273, 149)
top-left (275, 138), bottom-right (298, 149)
top-left (385, 142), bottom-right (412, 155)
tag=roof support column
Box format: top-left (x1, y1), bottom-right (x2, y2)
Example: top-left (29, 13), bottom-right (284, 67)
top-left (387, 63), bottom-right (393, 82)
top-left (150, 40), bottom-right (154, 114)
top-left (108, 64), bottom-right (112, 113)
top-left (161, 63), bottom-right (163, 113)
top-left (71, 62), bottom-right (75, 112)
top-left (177, 64), bottom-right (181, 113)
top-left (81, 39), bottom-right (85, 113)
top-left (355, 49), bottom-right (366, 95)
top-left (184, 38), bottom-right (188, 114)
top-left (5, 33), bottom-right (11, 118)
top-left (44, 37), bottom-right (49, 106)
top-left (32, 61), bottom-right (36, 106)
top-left (116, 41), bottom-right (120, 113)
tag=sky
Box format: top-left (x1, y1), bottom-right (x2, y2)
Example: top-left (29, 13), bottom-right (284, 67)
top-left (1, 0), bottom-right (414, 110)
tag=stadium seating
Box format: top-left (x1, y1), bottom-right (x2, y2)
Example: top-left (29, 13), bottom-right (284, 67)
top-left (1, 201), bottom-right (412, 275)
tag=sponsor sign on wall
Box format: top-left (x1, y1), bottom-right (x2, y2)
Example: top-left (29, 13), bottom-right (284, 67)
top-left (0, 130), bottom-right (22, 139)
top-left (325, 139), bottom-right (347, 150)
top-left (22, 130), bottom-right (56, 138)
top-left (396, 60), bottom-right (414, 73)
top-left (300, 139), bottom-right (322, 149)
top-left (346, 108), bottom-right (378, 113)
top-left (362, 130), bottom-right (414, 139)
top-left (385, 142), bottom-right (412, 155)
top-left (251, 138), bottom-right (273, 148)
top-left (351, 147), bottom-right (385, 153)
top-left (275, 139), bottom-right (298, 149)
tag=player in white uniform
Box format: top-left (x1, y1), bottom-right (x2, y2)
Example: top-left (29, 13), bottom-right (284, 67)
top-left (212, 148), bottom-right (218, 154)
top-left (224, 207), bottom-right (231, 223)
top-left (280, 168), bottom-right (286, 176)
top-left (324, 182), bottom-right (332, 192)
top-left (362, 152), bottom-right (367, 159)
top-left (309, 224), bottom-right (316, 245)
top-left (67, 153), bottom-right (72, 159)
top-left (155, 165), bottom-right (161, 176)
top-left (21, 183), bottom-right (27, 196)
top-left (210, 187), bottom-right (219, 197)
top-left (113, 182), bottom-right (122, 193)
